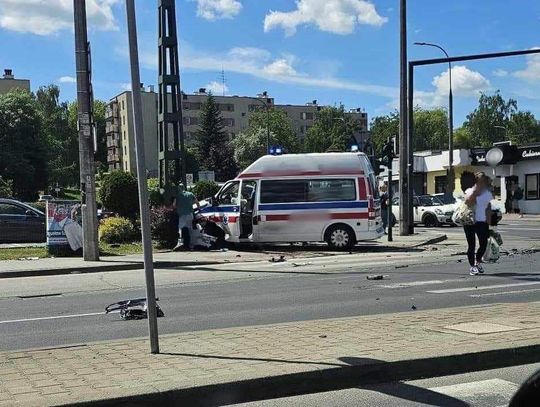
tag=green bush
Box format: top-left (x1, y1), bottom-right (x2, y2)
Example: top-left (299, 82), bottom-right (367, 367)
top-left (150, 206), bottom-right (178, 249)
top-left (99, 217), bottom-right (138, 244)
top-left (147, 177), bottom-right (163, 208)
top-left (0, 176), bottom-right (13, 198)
top-left (98, 171), bottom-right (139, 218)
top-left (191, 180), bottom-right (220, 200)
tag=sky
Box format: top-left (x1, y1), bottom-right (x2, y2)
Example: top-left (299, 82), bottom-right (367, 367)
top-left (0, 0), bottom-right (540, 127)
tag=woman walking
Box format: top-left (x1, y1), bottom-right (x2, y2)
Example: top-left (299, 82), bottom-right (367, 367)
top-left (464, 172), bottom-right (493, 276)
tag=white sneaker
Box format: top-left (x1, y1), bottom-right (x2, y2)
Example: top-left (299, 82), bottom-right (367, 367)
top-left (469, 266), bottom-right (479, 276)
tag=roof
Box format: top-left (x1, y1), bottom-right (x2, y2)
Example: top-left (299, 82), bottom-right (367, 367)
top-left (237, 153), bottom-right (368, 179)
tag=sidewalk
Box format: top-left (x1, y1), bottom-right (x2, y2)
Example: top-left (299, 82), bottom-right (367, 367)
top-left (0, 230), bottom-right (446, 279)
top-left (1, 302), bottom-right (539, 406)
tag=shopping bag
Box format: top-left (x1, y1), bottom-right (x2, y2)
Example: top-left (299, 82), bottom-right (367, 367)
top-left (489, 229), bottom-right (503, 246)
top-left (483, 237), bottom-right (500, 263)
top-left (452, 202), bottom-right (475, 226)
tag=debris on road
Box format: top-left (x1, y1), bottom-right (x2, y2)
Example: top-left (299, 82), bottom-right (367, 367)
top-left (269, 255), bottom-right (286, 263)
top-left (395, 264), bottom-right (409, 269)
top-left (367, 275), bottom-right (384, 280)
top-left (411, 305), bottom-right (417, 310)
top-left (105, 298), bottom-right (164, 321)
top-left (292, 262), bottom-right (313, 267)
top-left (17, 257), bottom-right (40, 261)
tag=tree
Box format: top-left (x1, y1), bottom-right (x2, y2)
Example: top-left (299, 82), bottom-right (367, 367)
top-left (303, 105), bottom-right (360, 153)
top-left (35, 85), bottom-right (77, 188)
top-left (194, 94), bottom-right (237, 180)
top-left (507, 111), bottom-right (540, 145)
top-left (233, 109), bottom-right (299, 169)
top-left (370, 111), bottom-right (399, 153)
top-left (461, 91), bottom-right (518, 147)
top-left (92, 100), bottom-right (108, 172)
top-left (0, 175), bottom-right (13, 198)
top-left (0, 89), bottom-right (47, 200)
top-left (98, 170), bottom-right (139, 218)
top-left (370, 107), bottom-right (449, 153)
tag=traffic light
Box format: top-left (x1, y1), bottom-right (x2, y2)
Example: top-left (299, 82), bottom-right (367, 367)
top-left (380, 139), bottom-right (396, 168)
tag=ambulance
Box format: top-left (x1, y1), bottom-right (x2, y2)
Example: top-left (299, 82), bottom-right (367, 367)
top-left (199, 152), bottom-right (383, 249)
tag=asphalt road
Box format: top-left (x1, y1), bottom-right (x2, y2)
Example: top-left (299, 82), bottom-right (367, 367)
top-left (233, 363), bottom-right (540, 407)
top-left (1, 248), bottom-right (539, 351)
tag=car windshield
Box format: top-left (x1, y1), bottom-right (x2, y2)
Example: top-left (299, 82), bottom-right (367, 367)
top-left (418, 196), bottom-right (435, 206)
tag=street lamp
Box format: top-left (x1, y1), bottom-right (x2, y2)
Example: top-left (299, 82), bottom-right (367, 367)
top-left (414, 42), bottom-right (454, 195)
top-left (245, 93), bottom-right (271, 153)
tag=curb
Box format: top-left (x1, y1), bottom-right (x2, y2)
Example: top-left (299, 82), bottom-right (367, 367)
top-left (0, 260), bottom-right (222, 279)
top-left (63, 344), bottom-right (540, 406)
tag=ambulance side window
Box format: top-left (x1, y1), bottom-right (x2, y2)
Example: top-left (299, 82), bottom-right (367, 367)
top-left (217, 182), bottom-right (240, 205)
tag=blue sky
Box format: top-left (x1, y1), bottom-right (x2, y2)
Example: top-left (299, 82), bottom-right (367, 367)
top-left (1, 0), bottom-right (539, 127)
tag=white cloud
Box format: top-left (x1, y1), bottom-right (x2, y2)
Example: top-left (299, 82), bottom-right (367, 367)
top-left (514, 49), bottom-right (540, 81)
top-left (432, 65), bottom-right (490, 98)
top-left (120, 83), bottom-right (132, 91)
top-left (58, 76), bottom-right (76, 84)
top-left (263, 59), bottom-right (298, 77)
top-left (492, 69), bottom-right (508, 77)
top-left (264, 0), bottom-right (388, 36)
top-left (194, 0), bottom-right (242, 21)
top-left (0, 0), bottom-right (119, 35)
top-left (205, 80), bottom-right (229, 95)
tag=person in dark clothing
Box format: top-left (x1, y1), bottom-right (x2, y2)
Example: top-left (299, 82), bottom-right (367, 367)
top-left (463, 172), bottom-right (493, 276)
top-left (380, 184), bottom-right (389, 234)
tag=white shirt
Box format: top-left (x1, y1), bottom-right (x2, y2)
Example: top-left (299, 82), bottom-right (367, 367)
top-left (465, 188), bottom-right (493, 223)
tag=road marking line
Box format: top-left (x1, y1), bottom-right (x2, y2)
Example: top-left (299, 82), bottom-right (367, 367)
top-left (470, 288), bottom-right (540, 297)
top-left (427, 281), bottom-right (540, 294)
top-left (0, 312), bottom-right (104, 325)
top-left (376, 279), bottom-right (465, 289)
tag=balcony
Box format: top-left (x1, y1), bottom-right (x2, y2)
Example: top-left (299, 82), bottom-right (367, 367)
top-left (105, 103), bottom-right (118, 119)
top-left (107, 138), bottom-right (119, 148)
top-left (106, 122), bottom-right (119, 134)
top-left (107, 153), bottom-right (120, 163)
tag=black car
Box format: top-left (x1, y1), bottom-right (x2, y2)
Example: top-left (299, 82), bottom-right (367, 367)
top-left (0, 199), bottom-right (46, 243)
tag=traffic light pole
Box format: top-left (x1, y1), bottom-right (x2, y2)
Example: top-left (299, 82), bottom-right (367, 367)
top-left (387, 165), bottom-right (393, 242)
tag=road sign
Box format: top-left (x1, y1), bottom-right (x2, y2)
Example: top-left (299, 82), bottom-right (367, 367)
top-left (186, 173), bottom-right (194, 186)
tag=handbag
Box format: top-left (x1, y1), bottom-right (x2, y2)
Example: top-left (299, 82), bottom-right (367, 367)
top-left (452, 202), bottom-right (475, 226)
top-left (483, 237), bottom-right (500, 263)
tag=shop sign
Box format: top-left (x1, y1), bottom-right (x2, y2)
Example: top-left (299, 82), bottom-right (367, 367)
top-left (519, 146), bottom-right (540, 161)
top-left (470, 148), bottom-right (488, 165)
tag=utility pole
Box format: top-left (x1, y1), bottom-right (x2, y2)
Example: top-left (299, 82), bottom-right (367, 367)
top-left (399, 0), bottom-right (410, 236)
top-left (126, 0), bottom-right (159, 354)
top-left (158, 0), bottom-right (186, 201)
top-left (73, 0), bottom-right (99, 261)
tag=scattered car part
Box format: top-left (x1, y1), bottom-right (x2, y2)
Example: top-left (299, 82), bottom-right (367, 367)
top-left (105, 298), bottom-right (164, 320)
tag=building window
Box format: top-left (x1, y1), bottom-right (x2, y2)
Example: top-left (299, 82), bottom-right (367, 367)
top-left (435, 175), bottom-right (447, 194)
top-left (123, 116), bottom-right (126, 125)
top-left (301, 112), bottom-right (314, 120)
top-left (260, 179), bottom-right (356, 204)
top-left (223, 118), bottom-right (235, 127)
top-left (122, 100), bottom-right (125, 110)
top-left (219, 103), bottom-right (234, 112)
top-left (124, 146), bottom-right (127, 155)
top-left (526, 174), bottom-right (539, 200)
top-left (124, 162), bottom-right (128, 171)
top-left (123, 131), bottom-right (126, 140)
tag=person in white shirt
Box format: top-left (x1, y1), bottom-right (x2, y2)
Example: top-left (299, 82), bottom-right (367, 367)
top-left (464, 172), bottom-right (493, 276)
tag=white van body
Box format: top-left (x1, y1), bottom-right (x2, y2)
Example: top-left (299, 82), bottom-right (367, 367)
top-left (200, 153), bottom-right (383, 249)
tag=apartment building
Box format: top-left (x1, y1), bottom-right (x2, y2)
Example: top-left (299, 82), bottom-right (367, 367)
top-left (0, 69), bottom-right (30, 95)
top-left (105, 87), bottom-right (369, 174)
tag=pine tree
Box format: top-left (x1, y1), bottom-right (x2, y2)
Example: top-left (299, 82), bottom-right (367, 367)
top-left (194, 94), bottom-right (237, 180)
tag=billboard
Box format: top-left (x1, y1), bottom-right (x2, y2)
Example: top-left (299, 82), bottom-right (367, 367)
top-left (46, 201), bottom-right (84, 252)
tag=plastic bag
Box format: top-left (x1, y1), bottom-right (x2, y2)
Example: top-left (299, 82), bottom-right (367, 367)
top-left (483, 237), bottom-right (500, 263)
top-left (489, 229), bottom-right (503, 246)
top-left (452, 202), bottom-right (475, 226)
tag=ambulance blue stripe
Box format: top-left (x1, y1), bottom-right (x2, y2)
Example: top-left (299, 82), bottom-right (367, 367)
top-left (200, 205), bottom-right (238, 213)
top-left (258, 201), bottom-right (368, 211)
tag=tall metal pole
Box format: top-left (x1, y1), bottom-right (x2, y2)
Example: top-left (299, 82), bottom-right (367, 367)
top-left (73, 0), bottom-right (99, 261)
top-left (266, 104), bottom-right (271, 153)
top-left (399, 0), bottom-right (410, 236)
top-left (387, 166), bottom-right (393, 242)
top-left (414, 42), bottom-right (454, 195)
top-left (126, 0), bottom-right (159, 354)
top-left (407, 62), bottom-right (415, 234)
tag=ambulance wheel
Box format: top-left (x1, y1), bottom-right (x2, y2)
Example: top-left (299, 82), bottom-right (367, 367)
top-left (325, 224), bottom-right (356, 250)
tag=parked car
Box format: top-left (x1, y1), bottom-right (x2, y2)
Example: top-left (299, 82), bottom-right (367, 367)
top-left (38, 194), bottom-right (54, 202)
top-left (392, 195), bottom-right (454, 227)
top-left (432, 193), bottom-right (502, 225)
top-left (0, 198), bottom-right (46, 243)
